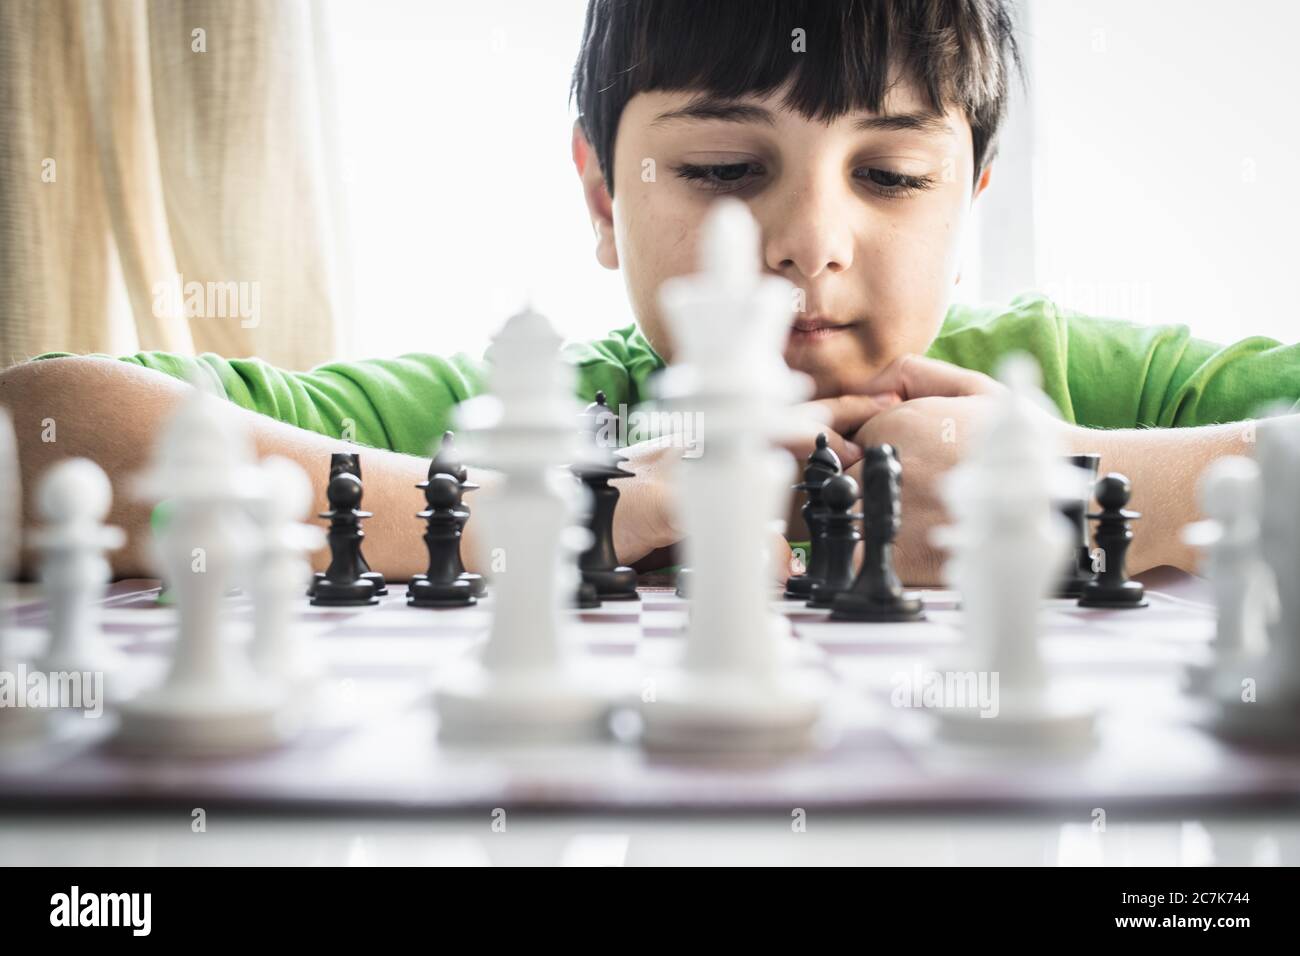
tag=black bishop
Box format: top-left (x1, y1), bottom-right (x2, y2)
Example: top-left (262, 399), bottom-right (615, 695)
top-left (311, 471), bottom-right (380, 606)
top-left (571, 391), bottom-right (639, 601)
top-left (784, 432), bottom-right (842, 600)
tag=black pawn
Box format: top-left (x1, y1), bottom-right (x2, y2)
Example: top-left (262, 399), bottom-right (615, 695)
top-left (412, 432), bottom-right (485, 598)
top-left (784, 433), bottom-right (842, 599)
top-left (309, 453), bottom-right (387, 597)
top-left (1055, 453), bottom-right (1101, 598)
top-left (1078, 473), bottom-right (1147, 609)
top-left (806, 474), bottom-right (861, 608)
top-left (311, 472), bottom-right (379, 606)
top-left (572, 391), bottom-right (639, 601)
top-left (830, 445), bottom-right (923, 622)
top-left (407, 474), bottom-right (475, 608)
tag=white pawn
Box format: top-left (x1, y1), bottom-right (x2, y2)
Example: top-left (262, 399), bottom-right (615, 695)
top-left (638, 199), bottom-right (827, 752)
top-left (30, 459), bottom-right (128, 689)
top-left (435, 307), bottom-right (618, 742)
top-left (245, 456), bottom-right (325, 698)
top-left (931, 354), bottom-right (1096, 749)
top-left (116, 383), bottom-right (296, 756)
top-left (1182, 456), bottom-right (1274, 694)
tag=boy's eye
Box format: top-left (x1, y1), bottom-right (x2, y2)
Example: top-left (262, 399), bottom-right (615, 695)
top-left (856, 167), bottom-right (936, 198)
top-left (673, 162), bottom-right (764, 192)
top-left (673, 162), bottom-right (936, 198)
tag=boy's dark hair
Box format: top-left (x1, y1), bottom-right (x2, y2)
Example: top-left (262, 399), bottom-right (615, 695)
top-left (571, 0), bottom-right (1020, 194)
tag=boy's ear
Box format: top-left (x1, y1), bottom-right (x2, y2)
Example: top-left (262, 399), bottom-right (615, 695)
top-left (572, 121), bottom-right (619, 270)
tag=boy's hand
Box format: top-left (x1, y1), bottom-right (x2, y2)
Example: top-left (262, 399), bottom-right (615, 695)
top-left (612, 435), bottom-right (691, 565)
top-left (848, 355), bottom-right (1064, 585)
top-left (613, 393), bottom-right (866, 577)
top-left (786, 393), bottom-right (901, 470)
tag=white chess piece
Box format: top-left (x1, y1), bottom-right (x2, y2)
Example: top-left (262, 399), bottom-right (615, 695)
top-left (930, 354), bottom-right (1096, 749)
top-left (115, 383), bottom-right (297, 755)
top-left (638, 199), bottom-right (828, 752)
top-left (1210, 414), bottom-right (1300, 743)
top-left (0, 409), bottom-right (45, 738)
top-left (245, 455), bottom-right (325, 698)
top-left (434, 307), bottom-right (619, 742)
top-left (1181, 456), bottom-right (1274, 694)
top-left (30, 458), bottom-right (128, 694)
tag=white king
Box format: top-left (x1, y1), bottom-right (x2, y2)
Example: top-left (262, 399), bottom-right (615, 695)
top-left (641, 199), bottom-right (826, 752)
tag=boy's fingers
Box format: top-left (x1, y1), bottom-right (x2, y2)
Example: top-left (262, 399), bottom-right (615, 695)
top-left (861, 354), bottom-right (998, 400)
top-left (777, 431), bottom-right (861, 469)
top-left (770, 534), bottom-right (794, 585)
top-left (816, 430), bottom-right (864, 466)
top-left (799, 393), bottom-right (901, 436)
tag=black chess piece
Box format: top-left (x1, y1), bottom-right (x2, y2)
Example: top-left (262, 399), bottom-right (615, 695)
top-left (572, 391), bottom-right (639, 601)
top-left (1078, 472), bottom-right (1148, 609)
top-left (806, 473), bottom-right (861, 608)
top-left (309, 453), bottom-right (387, 597)
top-left (1055, 453), bottom-right (1101, 598)
top-left (411, 432), bottom-right (485, 598)
top-left (407, 474), bottom-right (476, 608)
top-left (784, 433), bottom-right (842, 600)
top-left (311, 471), bottom-right (380, 606)
top-left (573, 580), bottom-right (602, 609)
top-left (337, 454), bottom-right (387, 596)
top-left (830, 445), bottom-right (924, 622)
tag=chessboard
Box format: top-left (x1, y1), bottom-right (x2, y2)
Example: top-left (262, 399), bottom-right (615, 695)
top-left (4, 567), bottom-right (1298, 815)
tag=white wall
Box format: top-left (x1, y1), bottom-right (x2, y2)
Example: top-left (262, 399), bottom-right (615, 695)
top-left (1020, 0), bottom-right (1300, 343)
top-left (329, 0), bottom-right (624, 360)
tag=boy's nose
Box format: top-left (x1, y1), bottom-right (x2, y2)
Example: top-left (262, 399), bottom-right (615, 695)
top-left (761, 185), bottom-right (855, 281)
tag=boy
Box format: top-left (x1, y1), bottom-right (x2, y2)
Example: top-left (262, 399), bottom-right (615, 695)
top-left (3, 0), bottom-right (1298, 585)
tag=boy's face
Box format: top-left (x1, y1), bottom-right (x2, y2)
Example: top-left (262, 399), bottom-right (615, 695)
top-left (575, 80), bottom-right (987, 399)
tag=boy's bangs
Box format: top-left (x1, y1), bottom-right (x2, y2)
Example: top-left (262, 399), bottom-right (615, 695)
top-left (574, 0), bottom-right (1019, 188)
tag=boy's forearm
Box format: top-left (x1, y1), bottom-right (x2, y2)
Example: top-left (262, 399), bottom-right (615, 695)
top-left (3, 356), bottom-right (169, 577)
top-left (1070, 420), bottom-right (1258, 575)
top-left (0, 356), bottom-right (443, 580)
top-left (0, 356), bottom-right (681, 585)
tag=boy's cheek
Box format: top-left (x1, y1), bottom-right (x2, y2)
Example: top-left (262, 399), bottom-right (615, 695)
top-left (615, 203), bottom-right (703, 362)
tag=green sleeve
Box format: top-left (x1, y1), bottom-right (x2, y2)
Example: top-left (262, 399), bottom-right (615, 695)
top-left (561, 323), bottom-right (666, 409)
top-left (35, 324), bottom-right (665, 457)
top-left (927, 293), bottom-right (1300, 428)
top-left (32, 350), bottom-right (488, 456)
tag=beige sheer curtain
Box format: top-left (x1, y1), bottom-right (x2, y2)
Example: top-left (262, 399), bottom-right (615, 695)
top-left (0, 0), bottom-right (349, 368)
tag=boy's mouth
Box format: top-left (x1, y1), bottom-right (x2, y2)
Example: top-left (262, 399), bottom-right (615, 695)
top-left (787, 316), bottom-right (856, 345)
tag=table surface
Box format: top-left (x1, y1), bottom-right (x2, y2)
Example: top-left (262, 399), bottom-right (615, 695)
top-left (2, 568), bottom-right (1298, 866)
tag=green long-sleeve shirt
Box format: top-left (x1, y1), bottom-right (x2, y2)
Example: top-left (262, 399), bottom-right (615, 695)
top-left (42, 292), bottom-right (1300, 456)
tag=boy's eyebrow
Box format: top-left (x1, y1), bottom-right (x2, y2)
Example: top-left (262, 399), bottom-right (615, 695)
top-left (855, 112), bottom-right (955, 136)
top-left (651, 98), bottom-right (954, 137)
top-left (650, 100), bottom-right (776, 127)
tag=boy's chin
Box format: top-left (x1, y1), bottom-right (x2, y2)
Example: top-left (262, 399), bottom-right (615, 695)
top-left (783, 338), bottom-right (875, 400)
